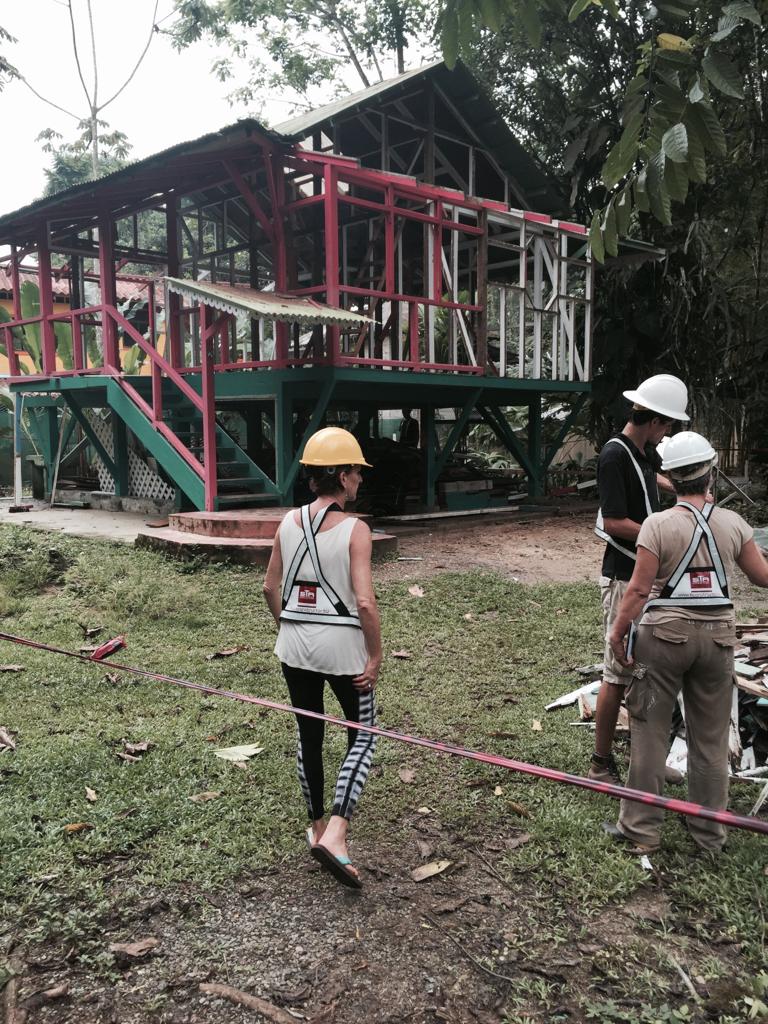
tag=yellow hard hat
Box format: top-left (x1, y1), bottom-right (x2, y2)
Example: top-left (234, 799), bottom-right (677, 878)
top-left (299, 426), bottom-right (372, 468)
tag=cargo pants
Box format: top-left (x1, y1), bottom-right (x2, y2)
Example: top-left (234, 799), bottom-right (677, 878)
top-left (618, 618), bottom-right (736, 851)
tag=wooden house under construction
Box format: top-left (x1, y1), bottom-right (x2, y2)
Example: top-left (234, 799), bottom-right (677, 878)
top-left (0, 60), bottom-right (593, 519)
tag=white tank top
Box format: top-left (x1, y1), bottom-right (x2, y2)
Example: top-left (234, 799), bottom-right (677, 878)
top-left (274, 510), bottom-right (368, 675)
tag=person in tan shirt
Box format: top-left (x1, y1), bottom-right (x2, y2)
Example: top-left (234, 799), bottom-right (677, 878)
top-left (606, 432), bottom-right (768, 854)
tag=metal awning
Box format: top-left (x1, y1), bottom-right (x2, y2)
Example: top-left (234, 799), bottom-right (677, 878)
top-left (164, 278), bottom-right (371, 327)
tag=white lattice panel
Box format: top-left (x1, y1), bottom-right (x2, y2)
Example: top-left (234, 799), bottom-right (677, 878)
top-left (85, 410), bottom-right (177, 502)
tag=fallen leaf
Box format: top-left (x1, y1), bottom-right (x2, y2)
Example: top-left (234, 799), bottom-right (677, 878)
top-left (214, 743), bottom-right (264, 762)
top-left (398, 768), bottom-right (416, 784)
top-left (85, 787), bottom-right (98, 803)
top-left (463, 613), bottom-right (474, 621)
top-left (417, 840), bottom-right (434, 859)
top-left (17, 982), bottom-right (69, 1011)
top-left (206, 645), bottom-right (248, 661)
top-left (189, 791), bottom-right (221, 803)
top-left (411, 859), bottom-right (452, 882)
top-left (493, 785), bottom-right (503, 796)
top-left (116, 752), bottom-right (140, 763)
top-left (0, 726), bottom-right (16, 752)
top-left (432, 896), bottom-right (470, 914)
top-left (408, 585), bottom-right (425, 598)
top-left (505, 833), bottom-right (532, 851)
top-left (416, 806), bottom-right (433, 815)
top-left (531, 720), bottom-right (543, 732)
top-left (104, 673), bottom-right (120, 685)
top-left (0, 664), bottom-right (24, 673)
top-left (509, 802), bottom-right (530, 818)
top-left (110, 937), bottom-right (159, 960)
top-left (124, 741), bottom-right (151, 755)
top-left (391, 650), bottom-right (412, 659)
top-left (64, 822), bottom-right (93, 834)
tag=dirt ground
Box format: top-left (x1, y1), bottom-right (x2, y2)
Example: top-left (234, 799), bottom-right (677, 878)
top-left (379, 507), bottom-right (765, 608)
top-left (378, 510), bottom-right (602, 584)
top-left (9, 822), bottom-right (745, 1024)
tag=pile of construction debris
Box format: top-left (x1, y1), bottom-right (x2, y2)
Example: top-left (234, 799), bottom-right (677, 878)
top-left (547, 627), bottom-right (768, 817)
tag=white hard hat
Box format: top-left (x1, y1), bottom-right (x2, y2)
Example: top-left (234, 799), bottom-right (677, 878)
top-left (656, 437), bottom-right (669, 461)
top-left (661, 431), bottom-right (717, 475)
top-left (623, 374), bottom-right (689, 422)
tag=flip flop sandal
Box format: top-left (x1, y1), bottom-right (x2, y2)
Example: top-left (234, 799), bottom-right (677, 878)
top-left (310, 844), bottom-right (363, 890)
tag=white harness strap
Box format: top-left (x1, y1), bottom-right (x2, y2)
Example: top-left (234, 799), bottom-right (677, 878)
top-left (643, 501), bottom-right (732, 611)
top-left (627, 501), bottom-right (732, 660)
top-left (280, 504), bottom-right (361, 629)
top-left (595, 436), bottom-right (653, 562)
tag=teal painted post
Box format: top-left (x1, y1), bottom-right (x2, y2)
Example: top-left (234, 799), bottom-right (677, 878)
top-left (111, 415), bottom-right (130, 496)
top-left (275, 381), bottom-right (294, 506)
top-left (528, 395), bottom-right (543, 498)
top-left (422, 406), bottom-right (438, 510)
top-left (43, 406), bottom-right (58, 490)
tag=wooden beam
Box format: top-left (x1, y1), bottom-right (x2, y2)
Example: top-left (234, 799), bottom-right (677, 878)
top-left (222, 160), bottom-right (275, 241)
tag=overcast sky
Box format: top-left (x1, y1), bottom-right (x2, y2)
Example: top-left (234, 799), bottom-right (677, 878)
top-left (1, 0), bottom-right (366, 216)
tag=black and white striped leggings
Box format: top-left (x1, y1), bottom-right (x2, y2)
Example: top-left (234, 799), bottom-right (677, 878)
top-left (281, 664), bottom-right (377, 820)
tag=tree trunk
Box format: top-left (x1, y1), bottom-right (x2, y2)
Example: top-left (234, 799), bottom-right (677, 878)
top-left (90, 109), bottom-right (99, 178)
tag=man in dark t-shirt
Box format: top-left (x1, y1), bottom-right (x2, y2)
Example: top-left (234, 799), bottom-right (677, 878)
top-left (589, 374), bottom-right (689, 785)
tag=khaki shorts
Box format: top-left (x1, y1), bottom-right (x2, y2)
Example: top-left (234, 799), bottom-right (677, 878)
top-left (600, 576), bottom-right (636, 686)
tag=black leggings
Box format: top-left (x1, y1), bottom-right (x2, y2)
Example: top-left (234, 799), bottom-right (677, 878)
top-left (281, 663), bottom-right (377, 820)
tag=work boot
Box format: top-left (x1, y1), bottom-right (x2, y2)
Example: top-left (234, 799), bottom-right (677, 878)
top-left (664, 765), bottom-right (684, 785)
top-left (588, 753), bottom-right (622, 785)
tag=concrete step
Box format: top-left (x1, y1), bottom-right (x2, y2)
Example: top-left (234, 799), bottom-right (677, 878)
top-left (169, 508), bottom-right (377, 539)
top-left (136, 525), bottom-right (397, 565)
top-left (170, 508), bottom-right (291, 538)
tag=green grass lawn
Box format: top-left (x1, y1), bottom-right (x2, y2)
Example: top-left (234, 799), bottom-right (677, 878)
top-left (0, 523), bottom-right (766, 1023)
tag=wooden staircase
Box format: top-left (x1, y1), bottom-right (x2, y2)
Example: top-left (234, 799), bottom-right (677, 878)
top-left (124, 378), bottom-right (279, 510)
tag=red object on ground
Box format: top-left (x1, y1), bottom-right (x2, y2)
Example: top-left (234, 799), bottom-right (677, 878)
top-left (90, 635), bottom-right (127, 661)
top-left (0, 629), bottom-right (766, 838)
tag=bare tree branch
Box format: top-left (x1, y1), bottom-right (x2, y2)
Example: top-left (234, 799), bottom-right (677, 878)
top-left (18, 76), bottom-right (80, 121)
top-left (67, 0), bottom-right (92, 106)
top-left (85, 0), bottom-right (99, 105)
top-left (85, 0), bottom-right (98, 106)
top-left (99, 0), bottom-right (160, 110)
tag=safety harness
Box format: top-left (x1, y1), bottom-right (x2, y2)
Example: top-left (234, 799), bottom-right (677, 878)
top-left (594, 436), bottom-right (653, 562)
top-left (627, 501), bottom-right (732, 659)
top-left (280, 503), bottom-right (361, 628)
top-left (642, 501), bottom-right (732, 612)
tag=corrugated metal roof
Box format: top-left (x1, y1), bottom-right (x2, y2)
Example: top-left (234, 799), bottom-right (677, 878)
top-left (274, 62), bottom-right (442, 137)
top-left (0, 119), bottom-right (281, 241)
top-left (0, 267), bottom-right (161, 302)
top-left (275, 60), bottom-right (564, 215)
top-left (164, 278), bottom-right (371, 327)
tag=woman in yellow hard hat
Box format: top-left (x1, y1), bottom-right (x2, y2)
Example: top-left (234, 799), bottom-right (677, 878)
top-left (263, 426), bottom-right (382, 889)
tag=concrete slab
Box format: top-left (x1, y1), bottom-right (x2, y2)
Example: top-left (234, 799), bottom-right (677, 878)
top-left (0, 501), bottom-right (150, 543)
top-left (136, 526), bottom-right (397, 565)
